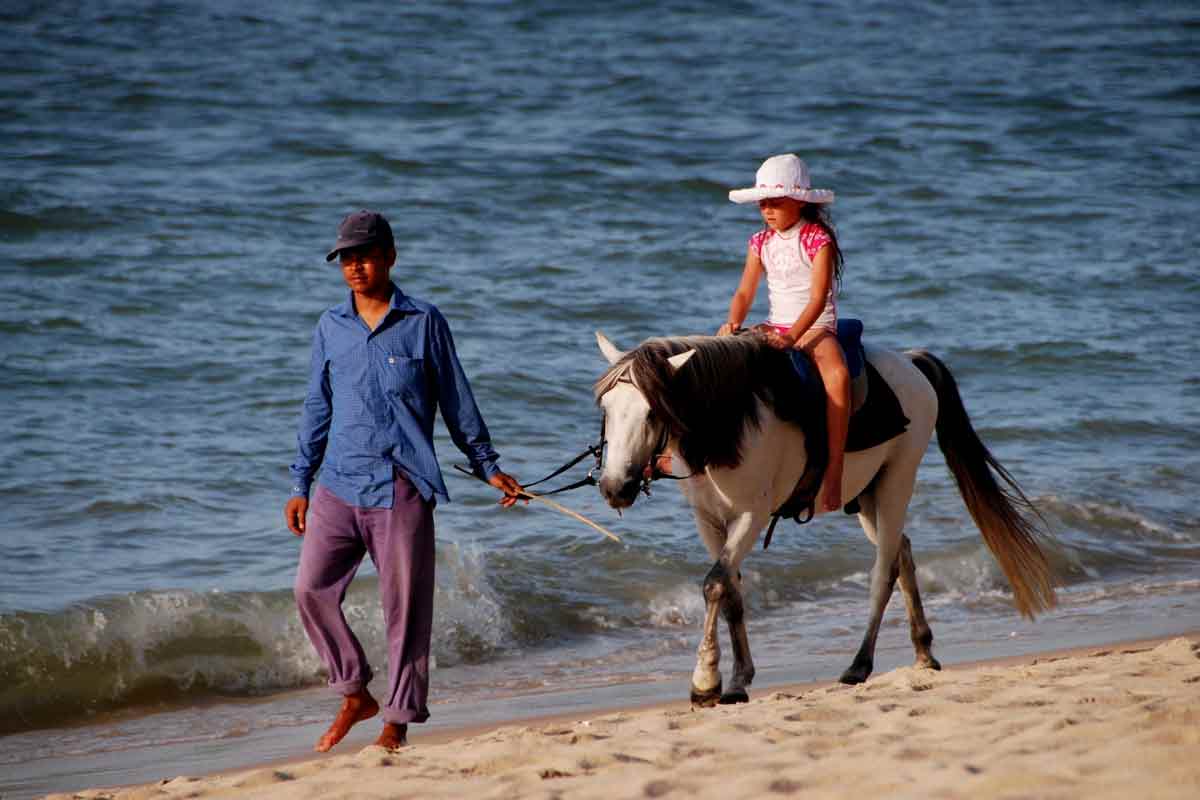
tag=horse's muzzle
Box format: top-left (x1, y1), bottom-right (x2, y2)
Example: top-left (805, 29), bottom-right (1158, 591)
top-left (598, 474), bottom-right (641, 509)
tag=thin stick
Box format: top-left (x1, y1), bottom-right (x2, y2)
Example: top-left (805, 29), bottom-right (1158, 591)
top-left (453, 465), bottom-right (622, 543)
top-left (519, 491), bottom-right (622, 543)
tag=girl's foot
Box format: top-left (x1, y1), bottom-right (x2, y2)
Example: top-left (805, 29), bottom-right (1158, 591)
top-left (820, 471), bottom-right (842, 513)
top-left (644, 452), bottom-right (673, 479)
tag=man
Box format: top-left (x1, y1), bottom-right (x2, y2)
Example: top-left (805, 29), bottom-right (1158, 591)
top-left (285, 209), bottom-right (523, 752)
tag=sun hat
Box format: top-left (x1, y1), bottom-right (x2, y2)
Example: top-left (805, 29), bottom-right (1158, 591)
top-left (325, 209), bottom-right (395, 262)
top-left (728, 154), bottom-right (835, 205)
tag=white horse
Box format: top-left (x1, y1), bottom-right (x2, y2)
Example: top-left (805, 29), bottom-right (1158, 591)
top-left (593, 332), bottom-right (1055, 705)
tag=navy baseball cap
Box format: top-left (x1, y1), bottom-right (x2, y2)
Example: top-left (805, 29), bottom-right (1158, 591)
top-left (325, 210), bottom-right (395, 262)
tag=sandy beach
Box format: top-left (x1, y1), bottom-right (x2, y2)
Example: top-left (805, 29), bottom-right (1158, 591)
top-left (48, 634), bottom-right (1200, 800)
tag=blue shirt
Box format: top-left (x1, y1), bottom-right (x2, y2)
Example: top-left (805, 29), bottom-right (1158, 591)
top-left (289, 284), bottom-right (502, 508)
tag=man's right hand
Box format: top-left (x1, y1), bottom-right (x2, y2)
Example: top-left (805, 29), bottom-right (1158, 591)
top-left (285, 496), bottom-right (309, 536)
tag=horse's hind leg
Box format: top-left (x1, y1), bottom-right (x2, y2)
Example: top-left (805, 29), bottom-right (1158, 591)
top-left (897, 534), bottom-right (940, 671)
top-left (840, 485), bottom-right (904, 685)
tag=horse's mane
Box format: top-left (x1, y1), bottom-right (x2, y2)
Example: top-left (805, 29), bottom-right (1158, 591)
top-left (594, 335), bottom-right (821, 471)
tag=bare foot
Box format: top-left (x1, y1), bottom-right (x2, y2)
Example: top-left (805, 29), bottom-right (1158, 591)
top-left (820, 472), bottom-right (842, 513)
top-left (374, 722), bottom-right (408, 750)
top-left (315, 689), bottom-right (379, 752)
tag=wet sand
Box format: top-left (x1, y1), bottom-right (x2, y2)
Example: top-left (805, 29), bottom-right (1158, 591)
top-left (43, 632), bottom-right (1200, 800)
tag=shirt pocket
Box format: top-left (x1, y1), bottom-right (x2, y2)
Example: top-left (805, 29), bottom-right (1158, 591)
top-left (377, 353), bottom-right (425, 401)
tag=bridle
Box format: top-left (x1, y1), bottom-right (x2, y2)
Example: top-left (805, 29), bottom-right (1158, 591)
top-left (513, 378), bottom-right (691, 499)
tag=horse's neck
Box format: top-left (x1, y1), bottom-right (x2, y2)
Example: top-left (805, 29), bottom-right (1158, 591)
top-left (681, 401), bottom-right (809, 515)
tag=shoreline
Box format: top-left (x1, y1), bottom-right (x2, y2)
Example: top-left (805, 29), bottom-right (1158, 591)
top-left (31, 629), bottom-right (1200, 800)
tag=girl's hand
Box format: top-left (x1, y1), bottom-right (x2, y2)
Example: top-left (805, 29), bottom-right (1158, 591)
top-left (716, 322), bottom-right (736, 337)
top-left (765, 330), bottom-right (796, 350)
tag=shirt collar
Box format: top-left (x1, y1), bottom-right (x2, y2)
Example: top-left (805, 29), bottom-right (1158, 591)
top-left (332, 282), bottom-right (415, 318)
top-left (776, 221), bottom-right (803, 239)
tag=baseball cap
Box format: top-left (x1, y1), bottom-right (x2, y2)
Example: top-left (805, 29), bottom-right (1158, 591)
top-left (325, 210), bottom-right (395, 262)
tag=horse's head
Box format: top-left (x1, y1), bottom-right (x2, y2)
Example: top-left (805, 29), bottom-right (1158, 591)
top-left (594, 332), bottom-right (694, 509)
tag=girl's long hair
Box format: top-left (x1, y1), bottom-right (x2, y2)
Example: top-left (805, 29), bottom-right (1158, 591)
top-left (798, 202), bottom-right (844, 286)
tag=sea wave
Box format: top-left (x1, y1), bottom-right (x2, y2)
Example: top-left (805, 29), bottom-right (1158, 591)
top-left (0, 519), bottom-right (1115, 735)
top-left (0, 544), bottom-right (515, 735)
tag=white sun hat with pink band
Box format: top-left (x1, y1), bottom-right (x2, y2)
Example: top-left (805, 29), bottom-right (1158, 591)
top-left (728, 153), bottom-right (835, 205)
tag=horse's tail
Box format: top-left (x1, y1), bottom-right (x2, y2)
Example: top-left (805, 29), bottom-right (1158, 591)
top-left (908, 350), bottom-right (1057, 619)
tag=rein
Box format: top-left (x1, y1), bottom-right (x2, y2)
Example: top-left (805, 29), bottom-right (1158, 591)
top-left (502, 372), bottom-right (694, 505)
top-left (451, 372), bottom-right (696, 544)
top-left (518, 416), bottom-right (606, 497)
top-left (497, 406), bottom-right (690, 501)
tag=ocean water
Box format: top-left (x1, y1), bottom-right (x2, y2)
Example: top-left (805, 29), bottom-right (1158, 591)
top-left (2, 0), bottom-right (1198, 795)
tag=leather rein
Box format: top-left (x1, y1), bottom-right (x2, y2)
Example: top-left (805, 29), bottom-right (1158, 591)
top-left (514, 378), bottom-right (692, 499)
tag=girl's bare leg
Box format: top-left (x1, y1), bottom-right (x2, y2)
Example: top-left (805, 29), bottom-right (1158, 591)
top-left (802, 330), bottom-right (850, 512)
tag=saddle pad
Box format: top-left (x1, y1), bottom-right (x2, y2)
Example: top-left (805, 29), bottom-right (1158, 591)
top-left (836, 318), bottom-right (865, 380)
top-left (844, 360), bottom-right (910, 453)
top-left (785, 321), bottom-right (907, 453)
top-left (769, 336), bottom-right (911, 540)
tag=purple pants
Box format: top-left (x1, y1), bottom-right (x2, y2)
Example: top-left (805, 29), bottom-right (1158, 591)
top-left (294, 473), bottom-right (435, 724)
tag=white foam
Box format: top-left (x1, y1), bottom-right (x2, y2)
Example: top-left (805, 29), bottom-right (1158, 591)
top-left (646, 583), bottom-right (705, 628)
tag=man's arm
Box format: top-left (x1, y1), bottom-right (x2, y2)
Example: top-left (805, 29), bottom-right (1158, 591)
top-left (286, 323), bottom-right (332, 534)
top-left (429, 309), bottom-right (523, 505)
top-left (428, 308), bottom-right (500, 476)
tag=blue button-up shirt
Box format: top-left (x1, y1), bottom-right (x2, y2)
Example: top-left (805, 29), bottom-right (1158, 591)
top-left (289, 284), bottom-right (502, 508)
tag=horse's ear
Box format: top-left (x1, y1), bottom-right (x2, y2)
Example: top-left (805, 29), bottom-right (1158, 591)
top-left (596, 331), bottom-right (625, 365)
top-left (667, 349), bottom-right (696, 372)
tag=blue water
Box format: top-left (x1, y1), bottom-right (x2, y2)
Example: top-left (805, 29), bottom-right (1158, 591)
top-left (2, 1), bottom-right (1199, 794)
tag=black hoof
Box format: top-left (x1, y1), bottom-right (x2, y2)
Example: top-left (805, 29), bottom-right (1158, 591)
top-left (719, 688), bottom-right (749, 704)
top-left (838, 664), bottom-right (872, 685)
top-left (919, 656), bottom-right (942, 671)
top-left (690, 681), bottom-right (722, 708)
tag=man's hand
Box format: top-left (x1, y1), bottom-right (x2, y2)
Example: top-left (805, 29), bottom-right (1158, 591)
top-left (716, 322), bottom-right (735, 337)
top-left (488, 472), bottom-right (526, 508)
top-left (285, 496), bottom-right (309, 536)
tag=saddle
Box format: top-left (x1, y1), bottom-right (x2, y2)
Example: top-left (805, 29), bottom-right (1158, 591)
top-left (762, 318), bottom-right (910, 548)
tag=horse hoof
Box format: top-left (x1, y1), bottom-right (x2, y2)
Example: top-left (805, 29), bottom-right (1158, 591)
top-left (719, 688), bottom-right (749, 704)
top-left (838, 666), bottom-right (871, 685)
top-left (690, 681), bottom-right (722, 708)
top-left (918, 656), bottom-right (942, 671)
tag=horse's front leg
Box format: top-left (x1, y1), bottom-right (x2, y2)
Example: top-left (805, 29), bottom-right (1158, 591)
top-left (718, 511), bottom-right (764, 704)
top-left (690, 559), bottom-right (726, 707)
top-left (718, 562), bottom-right (753, 704)
top-left (689, 513), bottom-right (726, 707)
top-left (691, 511), bottom-right (762, 707)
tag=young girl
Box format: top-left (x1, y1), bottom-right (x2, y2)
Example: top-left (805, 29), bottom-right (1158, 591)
top-left (719, 154), bottom-right (849, 513)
